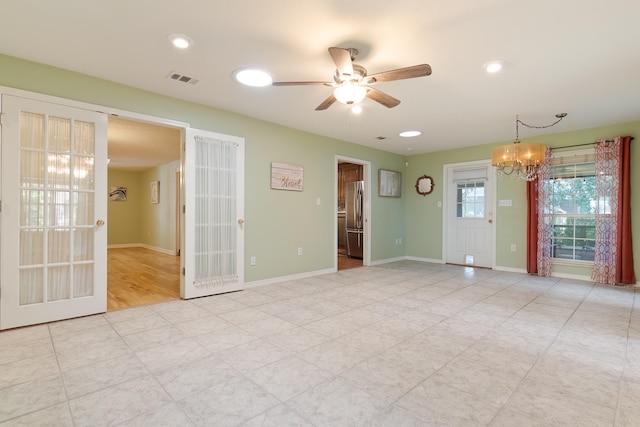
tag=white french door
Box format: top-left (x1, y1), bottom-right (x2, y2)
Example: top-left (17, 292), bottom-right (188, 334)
top-left (444, 160), bottom-right (495, 268)
top-left (181, 128), bottom-right (244, 299)
top-left (1, 95), bottom-right (107, 330)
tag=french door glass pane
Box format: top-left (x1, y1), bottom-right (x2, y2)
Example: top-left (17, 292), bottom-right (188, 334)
top-left (20, 112), bottom-right (45, 149)
top-left (20, 189), bottom-right (45, 226)
top-left (74, 264), bottom-right (94, 297)
top-left (48, 153), bottom-right (71, 188)
top-left (19, 269), bottom-right (44, 305)
top-left (48, 229), bottom-right (71, 263)
top-left (73, 229), bottom-right (94, 261)
top-left (74, 121), bottom-right (95, 155)
top-left (74, 192), bottom-right (94, 225)
top-left (47, 191), bottom-right (70, 226)
top-left (20, 151), bottom-right (45, 188)
top-left (48, 266), bottom-right (70, 301)
top-left (73, 156), bottom-right (95, 190)
top-left (48, 116), bottom-right (71, 152)
top-left (19, 230), bottom-right (44, 265)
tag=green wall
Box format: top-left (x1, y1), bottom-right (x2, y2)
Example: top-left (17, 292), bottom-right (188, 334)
top-left (107, 170), bottom-right (143, 245)
top-left (405, 121), bottom-right (640, 278)
top-left (2, 53), bottom-right (638, 283)
top-left (107, 161), bottom-right (180, 252)
top-left (0, 54), bottom-right (406, 283)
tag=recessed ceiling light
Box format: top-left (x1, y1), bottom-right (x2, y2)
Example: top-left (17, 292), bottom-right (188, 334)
top-left (399, 130), bottom-right (421, 138)
top-left (483, 60), bottom-right (504, 73)
top-left (168, 33), bottom-right (193, 49)
top-left (234, 69), bottom-right (273, 87)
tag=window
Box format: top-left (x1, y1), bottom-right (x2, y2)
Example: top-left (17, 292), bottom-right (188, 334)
top-left (456, 180), bottom-right (485, 218)
top-left (548, 158), bottom-right (596, 262)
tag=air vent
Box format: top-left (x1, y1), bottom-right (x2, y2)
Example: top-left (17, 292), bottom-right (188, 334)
top-left (375, 136), bottom-right (387, 140)
top-left (166, 71), bottom-right (199, 85)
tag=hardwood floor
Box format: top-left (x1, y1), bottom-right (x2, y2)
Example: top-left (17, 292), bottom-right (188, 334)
top-left (107, 246), bottom-right (359, 310)
top-left (337, 253), bottom-right (362, 271)
top-left (107, 247), bottom-right (180, 311)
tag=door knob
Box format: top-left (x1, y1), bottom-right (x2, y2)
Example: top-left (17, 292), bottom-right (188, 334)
top-left (237, 219), bottom-right (245, 225)
top-left (488, 219), bottom-right (493, 224)
top-left (96, 219), bottom-right (105, 226)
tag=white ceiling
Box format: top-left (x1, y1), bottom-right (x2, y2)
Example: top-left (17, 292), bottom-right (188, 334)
top-left (2, 0), bottom-right (640, 157)
top-left (107, 117), bottom-right (180, 171)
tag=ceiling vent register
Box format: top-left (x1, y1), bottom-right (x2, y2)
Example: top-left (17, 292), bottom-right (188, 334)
top-left (166, 71), bottom-right (199, 85)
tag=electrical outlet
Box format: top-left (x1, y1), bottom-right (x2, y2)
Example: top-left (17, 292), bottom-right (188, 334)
top-left (297, 247), bottom-right (303, 256)
top-left (399, 238), bottom-right (402, 245)
top-left (511, 244), bottom-right (516, 252)
top-left (250, 256), bottom-right (256, 265)
top-left (316, 197), bottom-right (321, 205)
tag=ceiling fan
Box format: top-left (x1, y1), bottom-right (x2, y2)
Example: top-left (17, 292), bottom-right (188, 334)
top-left (272, 47), bottom-right (432, 111)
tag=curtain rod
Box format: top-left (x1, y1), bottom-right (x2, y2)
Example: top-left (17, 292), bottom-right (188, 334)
top-left (551, 136), bottom-right (634, 151)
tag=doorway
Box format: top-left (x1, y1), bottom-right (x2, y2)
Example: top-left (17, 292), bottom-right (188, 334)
top-left (443, 160), bottom-right (496, 268)
top-left (106, 116), bottom-right (182, 310)
top-left (336, 156), bottom-right (371, 271)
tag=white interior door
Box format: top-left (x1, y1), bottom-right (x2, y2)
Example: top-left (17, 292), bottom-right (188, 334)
top-left (445, 161), bottom-right (495, 268)
top-left (181, 128), bottom-right (244, 299)
top-left (1, 94), bottom-right (107, 330)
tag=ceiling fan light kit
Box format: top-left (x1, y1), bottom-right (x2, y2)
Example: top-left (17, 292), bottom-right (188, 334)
top-left (272, 47), bottom-right (431, 110)
top-left (333, 82), bottom-right (368, 105)
top-left (491, 113), bottom-right (567, 181)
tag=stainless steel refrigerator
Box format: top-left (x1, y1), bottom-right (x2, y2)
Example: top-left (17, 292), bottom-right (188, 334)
top-left (345, 181), bottom-right (364, 259)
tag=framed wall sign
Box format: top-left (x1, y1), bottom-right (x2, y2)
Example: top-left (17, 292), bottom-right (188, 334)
top-left (271, 162), bottom-right (304, 191)
top-left (378, 169), bottom-right (402, 197)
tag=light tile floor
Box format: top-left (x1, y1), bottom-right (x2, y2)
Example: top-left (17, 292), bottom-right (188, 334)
top-left (1, 261), bottom-right (639, 426)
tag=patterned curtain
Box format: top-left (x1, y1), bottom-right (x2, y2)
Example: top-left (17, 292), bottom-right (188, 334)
top-left (591, 136), bottom-right (636, 285)
top-left (592, 139), bottom-right (619, 284)
top-left (536, 147), bottom-right (553, 276)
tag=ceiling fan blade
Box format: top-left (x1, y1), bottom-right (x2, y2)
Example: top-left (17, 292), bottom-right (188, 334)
top-left (366, 88), bottom-right (401, 108)
top-left (328, 47), bottom-right (354, 78)
top-left (272, 81), bottom-right (331, 86)
top-left (364, 64), bottom-right (432, 84)
top-left (315, 94), bottom-right (337, 111)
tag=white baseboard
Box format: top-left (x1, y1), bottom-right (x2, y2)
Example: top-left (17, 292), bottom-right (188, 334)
top-left (493, 265), bottom-right (527, 274)
top-left (404, 256), bottom-right (445, 265)
top-left (550, 271), bottom-right (593, 282)
top-left (245, 268), bottom-right (336, 289)
top-left (369, 256), bottom-right (407, 266)
top-left (108, 243), bottom-right (177, 256)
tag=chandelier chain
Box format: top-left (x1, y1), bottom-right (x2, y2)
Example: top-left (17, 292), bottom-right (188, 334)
top-left (515, 114), bottom-right (566, 140)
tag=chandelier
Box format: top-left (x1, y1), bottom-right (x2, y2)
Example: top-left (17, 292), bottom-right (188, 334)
top-left (491, 113), bottom-right (567, 181)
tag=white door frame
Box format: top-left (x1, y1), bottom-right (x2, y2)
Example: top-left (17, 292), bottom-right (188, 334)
top-left (335, 155), bottom-right (371, 268)
top-left (442, 159), bottom-right (497, 268)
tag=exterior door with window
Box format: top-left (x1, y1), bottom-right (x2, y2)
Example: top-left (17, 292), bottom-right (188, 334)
top-left (1, 95), bottom-right (107, 330)
top-left (181, 128), bottom-right (244, 299)
top-left (445, 162), bottom-right (495, 268)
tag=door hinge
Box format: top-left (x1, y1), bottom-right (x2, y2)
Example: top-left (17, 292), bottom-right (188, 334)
top-left (182, 205), bottom-right (185, 214)
top-left (182, 268), bottom-right (186, 276)
top-left (0, 112), bottom-right (4, 126)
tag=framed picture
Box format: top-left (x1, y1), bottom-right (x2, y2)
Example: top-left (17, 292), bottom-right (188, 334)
top-left (150, 181), bottom-right (160, 204)
top-left (109, 186), bottom-right (127, 201)
top-left (378, 169), bottom-right (402, 197)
